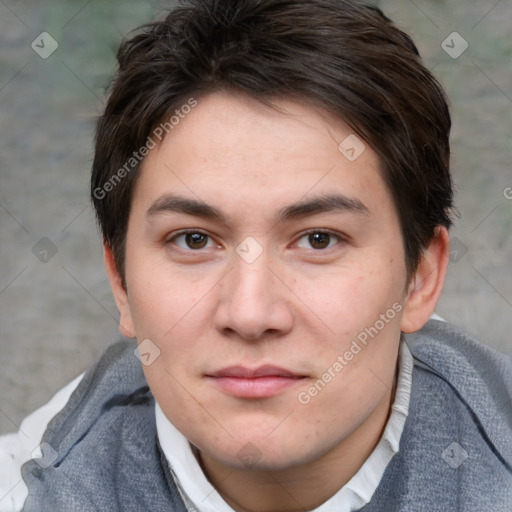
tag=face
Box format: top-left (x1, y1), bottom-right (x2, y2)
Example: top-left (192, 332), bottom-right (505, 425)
top-left (113, 91), bottom-right (413, 471)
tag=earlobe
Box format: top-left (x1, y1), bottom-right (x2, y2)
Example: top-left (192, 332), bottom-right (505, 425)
top-left (103, 244), bottom-right (136, 338)
top-left (400, 227), bottom-right (450, 333)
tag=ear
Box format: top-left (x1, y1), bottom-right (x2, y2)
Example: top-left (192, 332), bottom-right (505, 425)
top-left (104, 243), bottom-right (136, 338)
top-left (400, 226), bottom-right (450, 333)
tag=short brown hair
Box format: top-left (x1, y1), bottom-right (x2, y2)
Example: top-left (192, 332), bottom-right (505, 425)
top-left (91, 0), bottom-right (453, 283)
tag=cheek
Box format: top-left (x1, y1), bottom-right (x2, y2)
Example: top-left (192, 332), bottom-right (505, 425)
top-left (126, 264), bottom-right (217, 380)
top-left (291, 256), bottom-right (404, 337)
top-left (126, 253), bottom-right (210, 338)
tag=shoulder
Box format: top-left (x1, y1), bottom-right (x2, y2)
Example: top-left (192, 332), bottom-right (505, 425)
top-left (40, 339), bottom-right (149, 452)
top-left (364, 322), bottom-right (512, 510)
top-left (405, 319), bottom-right (512, 466)
top-left (0, 371), bottom-right (86, 512)
top-left (20, 341), bottom-right (182, 512)
top-left (406, 319), bottom-right (512, 400)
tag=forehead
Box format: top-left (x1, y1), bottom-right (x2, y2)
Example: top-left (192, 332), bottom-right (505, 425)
top-left (133, 91), bottom-right (393, 226)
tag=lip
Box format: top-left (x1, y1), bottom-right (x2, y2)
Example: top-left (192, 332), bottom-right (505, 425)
top-left (207, 365), bottom-right (306, 398)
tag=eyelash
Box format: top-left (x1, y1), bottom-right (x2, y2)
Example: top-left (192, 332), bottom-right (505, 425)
top-left (165, 229), bottom-right (346, 253)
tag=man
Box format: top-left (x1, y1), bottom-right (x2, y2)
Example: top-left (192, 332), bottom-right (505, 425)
top-left (1, 0), bottom-right (511, 510)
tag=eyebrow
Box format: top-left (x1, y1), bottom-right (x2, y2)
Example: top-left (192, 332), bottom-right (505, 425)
top-left (147, 195), bottom-right (226, 221)
top-left (278, 194), bottom-right (369, 220)
top-left (146, 193), bottom-right (369, 222)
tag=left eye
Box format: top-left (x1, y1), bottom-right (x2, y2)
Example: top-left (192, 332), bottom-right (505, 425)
top-left (170, 232), bottom-right (218, 250)
top-left (295, 231), bottom-right (340, 250)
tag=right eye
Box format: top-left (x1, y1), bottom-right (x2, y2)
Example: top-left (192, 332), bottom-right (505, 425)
top-left (166, 231), bottom-right (220, 251)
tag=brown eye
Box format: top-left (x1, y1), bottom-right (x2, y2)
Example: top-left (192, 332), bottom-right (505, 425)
top-left (295, 231), bottom-right (341, 250)
top-left (308, 232), bottom-right (331, 249)
top-left (185, 232), bottom-right (208, 249)
top-left (169, 231), bottom-right (217, 251)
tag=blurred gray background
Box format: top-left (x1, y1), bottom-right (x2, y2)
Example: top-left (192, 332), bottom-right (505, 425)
top-left (0, 0), bottom-right (511, 436)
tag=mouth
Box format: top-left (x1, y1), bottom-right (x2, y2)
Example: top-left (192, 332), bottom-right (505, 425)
top-left (206, 365), bottom-right (307, 399)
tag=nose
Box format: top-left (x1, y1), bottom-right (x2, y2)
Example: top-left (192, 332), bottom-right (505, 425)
top-left (213, 250), bottom-right (294, 341)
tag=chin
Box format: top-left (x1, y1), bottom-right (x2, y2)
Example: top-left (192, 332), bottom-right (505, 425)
top-left (199, 434), bottom-right (322, 473)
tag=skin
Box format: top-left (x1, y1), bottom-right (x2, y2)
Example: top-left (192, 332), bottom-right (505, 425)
top-left (105, 91), bottom-right (449, 512)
